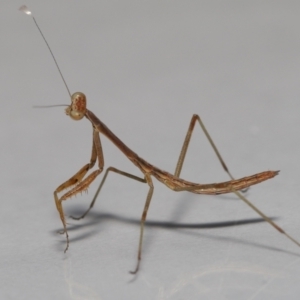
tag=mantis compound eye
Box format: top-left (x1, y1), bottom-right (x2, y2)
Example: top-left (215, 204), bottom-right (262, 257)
top-left (66, 92), bottom-right (87, 120)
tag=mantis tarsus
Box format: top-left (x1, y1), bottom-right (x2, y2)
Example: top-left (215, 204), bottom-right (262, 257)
top-left (20, 5), bottom-right (300, 274)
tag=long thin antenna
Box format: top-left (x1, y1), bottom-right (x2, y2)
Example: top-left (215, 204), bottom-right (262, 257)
top-left (19, 5), bottom-right (72, 98)
top-left (33, 104), bottom-right (68, 108)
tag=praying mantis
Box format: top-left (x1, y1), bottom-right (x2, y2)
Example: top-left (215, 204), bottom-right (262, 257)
top-left (20, 6), bottom-right (300, 274)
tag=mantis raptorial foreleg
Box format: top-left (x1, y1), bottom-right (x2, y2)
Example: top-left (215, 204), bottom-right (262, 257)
top-left (54, 129), bottom-right (104, 251)
top-left (71, 166), bottom-right (147, 220)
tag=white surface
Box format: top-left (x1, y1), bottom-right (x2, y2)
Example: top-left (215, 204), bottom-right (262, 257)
top-left (1, 1), bottom-right (300, 299)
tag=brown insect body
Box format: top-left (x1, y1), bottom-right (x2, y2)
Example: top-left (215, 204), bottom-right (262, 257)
top-left (20, 7), bottom-right (300, 275)
top-left (87, 108), bottom-right (278, 195)
top-left (57, 93), bottom-right (297, 274)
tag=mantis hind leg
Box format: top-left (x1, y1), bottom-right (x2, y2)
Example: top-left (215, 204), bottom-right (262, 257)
top-left (172, 116), bottom-right (300, 250)
top-left (174, 114), bottom-right (237, 182)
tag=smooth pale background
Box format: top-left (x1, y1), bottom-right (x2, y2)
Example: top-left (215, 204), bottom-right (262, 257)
top-left (1, 1), bottom-right (300, 299)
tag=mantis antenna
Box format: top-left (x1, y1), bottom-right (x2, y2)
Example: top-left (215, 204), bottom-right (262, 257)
top-left (19, 5), bottom-right (72, 98)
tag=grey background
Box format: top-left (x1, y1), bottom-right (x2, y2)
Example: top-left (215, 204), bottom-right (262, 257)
top-left (1, 1), bottom-right (300, 299)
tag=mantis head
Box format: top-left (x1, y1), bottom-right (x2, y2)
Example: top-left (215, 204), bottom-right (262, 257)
top-left (65, 92), bottom-right (87, 120)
